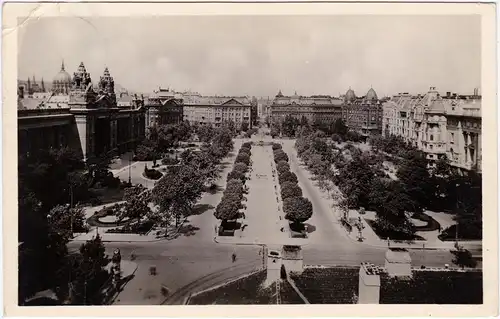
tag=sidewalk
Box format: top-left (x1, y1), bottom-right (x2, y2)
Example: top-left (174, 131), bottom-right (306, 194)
top-left (214, 235), bottom-right (310, 247)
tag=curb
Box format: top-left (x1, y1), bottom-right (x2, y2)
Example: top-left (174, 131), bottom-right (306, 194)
top-left (71, 218), bottom-right (188, 243)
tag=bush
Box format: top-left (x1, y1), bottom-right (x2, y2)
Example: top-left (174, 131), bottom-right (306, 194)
top-left (272, 143), bottom-right (282, 150)
top-left (273, 150), bottom-right (289, 163)
top-left (242, 142), bottom-right (253, 148)
top-left (143, 168), bottom-right (163, 180)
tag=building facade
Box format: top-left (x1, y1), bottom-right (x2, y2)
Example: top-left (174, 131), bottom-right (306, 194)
top-left (269, 90), bottom-right (343, 127)
top-left (182, 92), bottom-right (252, 127)
top-left (341, 87), bottom-right (383, 137)
top-left (18, 62), bottom-right (146, 161)
top-left (382, 87), bottom-right (481, 173)
top-left (145, 88), bottom-right (184, 127)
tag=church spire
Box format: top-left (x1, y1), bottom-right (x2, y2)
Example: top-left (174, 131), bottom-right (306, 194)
top-left (41, 78), bottom-right (45, 92)
top-left (61, 59), bottom-right (65, 71)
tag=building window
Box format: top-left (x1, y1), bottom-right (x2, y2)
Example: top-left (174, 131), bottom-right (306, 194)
top-left (430, 135), bottom-right (434, 141)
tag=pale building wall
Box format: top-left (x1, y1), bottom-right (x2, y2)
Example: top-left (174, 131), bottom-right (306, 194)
top-left (358, 263), bottom-right (381, 304)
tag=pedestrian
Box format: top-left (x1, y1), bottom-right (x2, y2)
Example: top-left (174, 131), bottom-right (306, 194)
top-left (232, 252), bottom-right (237, 263)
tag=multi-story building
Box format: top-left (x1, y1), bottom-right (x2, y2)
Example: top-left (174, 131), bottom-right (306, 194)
top-left (18, 62), bottom-right (145, 160)
top-left (382, 87), bottom-right (481, 173)
top-left (269, 90), bottom-right (343, 127)
top-left (182, 92), bottom-right (252, 127)
top-left (144, 87), bottom-right (184, 127)
top-left (341, 87), bottom-right (383, 137)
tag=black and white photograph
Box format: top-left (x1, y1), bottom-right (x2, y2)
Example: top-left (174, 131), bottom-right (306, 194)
top-left (3, 2), bottom-right (498, 317)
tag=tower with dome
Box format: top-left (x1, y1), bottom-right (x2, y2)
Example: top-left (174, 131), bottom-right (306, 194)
top-left (341, 86), bottom-right (383, 138)
top-left (52, 60), bottom-right (71, 94)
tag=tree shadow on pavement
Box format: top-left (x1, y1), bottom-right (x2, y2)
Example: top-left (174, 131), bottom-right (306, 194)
top-left (177, 223), bottom-right (200, 237)
top-left (206, 185), bottom-right (224, 195)
top-left (189, 204), bottom-right (215, 216)
top-left (304, 223), bottom-right (316, 234)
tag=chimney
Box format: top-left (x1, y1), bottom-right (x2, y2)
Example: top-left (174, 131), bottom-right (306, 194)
top-left (265, 249), bottom-right (282, 287)
top-left (281, 245), bottom-right (304, 274)
top-left (385, 248), bottom-right (412, 278)
top-left (358, 262), bottom-right (381, 304)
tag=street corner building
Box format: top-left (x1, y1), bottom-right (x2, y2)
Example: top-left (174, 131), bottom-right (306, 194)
top-left (18, 61), bottom-right (147, 161)
top-left (381, 87), bottom-right (482, 173)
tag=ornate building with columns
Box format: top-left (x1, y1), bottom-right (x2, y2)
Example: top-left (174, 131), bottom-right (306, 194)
top-left (382, 87), bottom-right (481, 173)
top-left (18, 62), bottom-right (146, 161)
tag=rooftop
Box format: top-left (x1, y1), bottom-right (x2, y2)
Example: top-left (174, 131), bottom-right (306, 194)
top-left (187, 266), bottom-right (482, 305)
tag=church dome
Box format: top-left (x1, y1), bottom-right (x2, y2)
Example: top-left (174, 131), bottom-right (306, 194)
top-left (345, 88), bottom-right (356, 102)
top-left (365, 87), bottom-right (378, 101)
top-left (53, 61), bottom-right (71, 84)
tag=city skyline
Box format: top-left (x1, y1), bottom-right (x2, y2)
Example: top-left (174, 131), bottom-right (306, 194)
top-left (18, 15), bottom-right (480, 97)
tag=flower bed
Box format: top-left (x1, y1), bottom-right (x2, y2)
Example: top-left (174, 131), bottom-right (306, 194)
top-left (106, 220), bottom-right (155, 234)
top-left (86, 203), bottom-right (130, 227)
top-left (289, 267), bottom-right (359, 304)
top-left (380, 270), bottom-right (482, 304)
top-left (412, 212), bottom-right (440, 232)
top-left (143, 167), bottom-right (163, 180)
top-left (189, 270), bottom-right (276, 305)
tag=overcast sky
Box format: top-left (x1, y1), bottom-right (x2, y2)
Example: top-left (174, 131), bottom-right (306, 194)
top-left (18, 15), bottom-right (480, 97)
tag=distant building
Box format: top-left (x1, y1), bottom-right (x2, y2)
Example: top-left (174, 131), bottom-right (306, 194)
top-left (341, 87), bottom-right (383, 137)
top-left (145, 87), bottom-right (184, 127)
top-left (18, 75), bottom-right (47, 98)
top-left (18, 61), bottom-right (145, 160)
top-left (182, 92), bottom-right (252, 128)
top-left (382, 87), bottom-right (481, 173)
top-left (257, 97), bottom-right (272, 123)
top-left (269, 90), bottom-right (343, 128)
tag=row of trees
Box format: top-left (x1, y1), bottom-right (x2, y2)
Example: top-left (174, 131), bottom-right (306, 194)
top-left (150, 127), bottom-right (235, 229)
top-left (137, 120), bottom-right (254, 161)
top-left (214, 142), bottom-right (253, 227)
top-left (273, 143), bottom-right (313, 232)
top-left (270, 116), bottom-right (362, 143)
